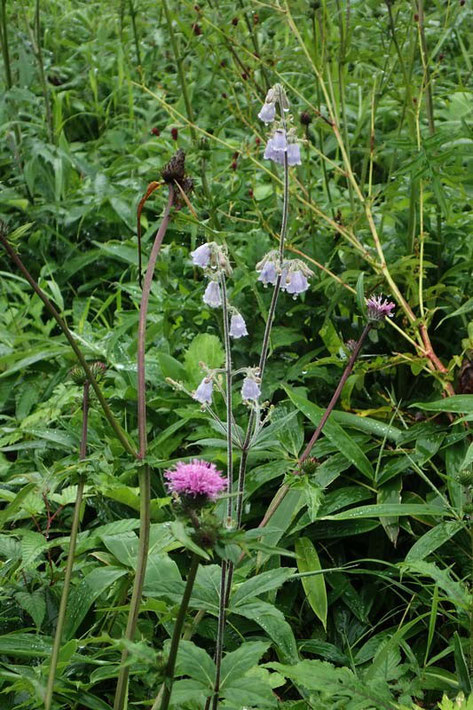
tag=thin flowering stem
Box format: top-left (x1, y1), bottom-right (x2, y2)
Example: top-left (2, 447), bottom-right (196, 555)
top-left (220, 275), bottom-right (233, 521)
top-left (258, 323), bottom-right (373, 532)
top-left (151, 554), bottom-right (200, 710)
top-left (114, 186), bottom-right (174, 710)
top-left (45, 381), bottom-right (90, 710)
top-left (0, 228), bottom-right (137, 459)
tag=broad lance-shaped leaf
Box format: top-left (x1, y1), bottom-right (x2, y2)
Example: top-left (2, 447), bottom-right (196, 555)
top-left (411, 395), bottom-right (473, 413)
top-left (405, 521), bottom-right (464, 562)
top-left (230, 567), bottom-right (294, 607)
top-left (324, 503), bottom-right (449, 521)
top-left (64, 567), bottom-right (127, 639)
top-left (234, 600), bottom-right (298, 663)
top-left (295, 537), bottom-right (327, 630)
top-left (285, 387), bottom-right (374, 479)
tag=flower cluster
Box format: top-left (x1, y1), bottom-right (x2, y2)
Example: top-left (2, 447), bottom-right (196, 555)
top-left (258, 84), bottom-right (301, 166)
top-left (165, 459), bottom-right (226, 502)
top-left (365, 295), bottom-right (395, 323)
top-left (264, 129), bottom-right (301, 167)
top-left (256, 253), bottom-right (313, 298)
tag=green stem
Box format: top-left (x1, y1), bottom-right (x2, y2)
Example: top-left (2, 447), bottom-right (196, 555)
top-left (32, 0), bottom-right (54, 143)
top-left (0, 0), bottom-right (13, 89)
top-left (44, 381), bottom-right (90, 710)
top-left (113, 187), bottom-right (174, 710)
top-left (128, 0), bottom-right (142, 67)
top-left (151, 555), bottom-right (200, 710)
top-left (0, 228), bottom-right (137, 458)
top-left (161, 0), bottom-right (196, 141)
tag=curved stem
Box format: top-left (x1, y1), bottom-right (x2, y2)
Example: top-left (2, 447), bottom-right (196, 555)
top-left (114, 187), bottom-right (174, 710)
top-left (151, 555), bottom-right (200, 710)
top-left (0, 230), bottom-right (137, 459)
top-left (45, 381), bottom-right (90, 710)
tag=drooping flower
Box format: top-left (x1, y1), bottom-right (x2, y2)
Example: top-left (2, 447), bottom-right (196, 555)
top-left (258, 101), bottom-right (276, 124)
top-left (365, 295), bottom-right (395, 322)
top-left (191, 243), bottom-right (211, 268)
top-left (241, 376), bottom-right (261, 401)
top-left (272, 129), bottom-right (287, 152)
top-left (193, 377), bottom-right (213, 404)
top-left (287, 142), bottom-right (301, 166)
top-left (264, 137), bottom-right (284, 165)
top-left (165, 459), bottom-right (226, 501)
top-left (280, 259), bottom-right (314, 298)
top-left (230, 313), bottom-right (248, 338)
top-left (256, 251), bottom-right (279, 286)
top-left (203, 281), bottom-right (222, 308)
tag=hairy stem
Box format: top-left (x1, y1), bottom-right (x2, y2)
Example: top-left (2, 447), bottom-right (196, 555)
top-left (151, 555), bottom-right (200, 710)
top-left (128, 0), bottom-right (142, 66)
top-left (114, 187), bottom-right (174, 710)
top-left (45, 381), bottom-right (90, 710)
top-left (0, 230), bottom-right (137, 458)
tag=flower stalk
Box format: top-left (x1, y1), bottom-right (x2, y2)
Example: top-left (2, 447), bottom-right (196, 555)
top-left (151, 554), bottom-right (200, 710)
top-left (44, 380), bottom-right (90, 710)
top-left (113, 185), bottom-right (175, 710)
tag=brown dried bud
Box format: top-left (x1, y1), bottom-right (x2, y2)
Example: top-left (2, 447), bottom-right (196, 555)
top-left (300, 111), bottom-right (312, 126)
top-left (162, 149), bottom-right (186, 184)
top-left (171, 126), bottom-right (178, 141)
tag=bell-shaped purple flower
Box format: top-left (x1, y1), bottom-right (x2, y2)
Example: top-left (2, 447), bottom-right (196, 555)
top-left (264, 138), bottom-right (283, 165)
top-left (230, 313), bottom-right (248, 339)
top-left (283, 270), bottom-right (309, 296)
top-left (203, 281), bottom-right (222, 308)
top-left (272, 129), bottom-right (287, 151)
top-left (241, 376), bottom-right (261, 401)
top-left (191, 243), bottom-right (211, 268)
top-left (193, 377), bottom-right (213, 404)
top-left (287, 143), bottom-right (301, 166)
top-left (258, 101), bottom-right (276, 124)
top-left (258, 261), bottom-right (277, 286)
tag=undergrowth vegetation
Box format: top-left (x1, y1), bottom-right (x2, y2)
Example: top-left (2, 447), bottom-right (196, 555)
top-left (1, 0), bottom-right (473, 708)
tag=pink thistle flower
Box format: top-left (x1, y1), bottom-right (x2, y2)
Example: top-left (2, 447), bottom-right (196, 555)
top-left (165, 459), bottom-right (226, 501)
top-left (365, 295), bottom-right (395, 322)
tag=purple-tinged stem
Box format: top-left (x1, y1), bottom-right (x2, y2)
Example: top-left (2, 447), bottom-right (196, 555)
top-left (258, 323), bottom-right (372, 531)
top-left (113, 186), bottom-right (174, 710)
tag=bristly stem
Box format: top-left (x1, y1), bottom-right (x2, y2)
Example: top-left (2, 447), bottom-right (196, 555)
top-left (114, 186), bottom-right (174, 710)
top-left (211, 273), bottom-right (233, 710)
top-left (258, 323), bottom-right (372, 530)
top-left (45, 381), bottom-right (90, 710)
top-left (0, 228), bottom-right (137, 459)
top-left (128, 0), bottom-right (142, 67)
top-left (150, 554), bottom-right (200, 710)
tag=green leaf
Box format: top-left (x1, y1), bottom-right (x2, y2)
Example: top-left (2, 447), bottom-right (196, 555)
top-left (20, 530), bottom-right (48, 569)
top-left (286, 387), bottom-right (374, 478)
top-left (220, 641), bottom-right (270, 688)
top-left (234, 600), bottom-right (298, 663)
top-left (295, 537), bottom-right (327, 630)
top-left (64, 567), bottom-right (127, 639)
top-left (405, 521), bottom-right (464, 562)
top-left (325, 503), bottom-right (448, 520)
top-left (15, 591), bottom-right (45, 628)
top-left (175, 640), bottom-right (215, 686)
top-left (231, 568), bottom-right (294, 608)
top-left (184, 333), bottom-right (224, 386)
top-left (411, 396), bottom-right (473, 413)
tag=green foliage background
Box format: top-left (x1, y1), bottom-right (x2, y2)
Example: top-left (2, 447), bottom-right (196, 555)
top-left (1, 0), bottom-right (473, 707)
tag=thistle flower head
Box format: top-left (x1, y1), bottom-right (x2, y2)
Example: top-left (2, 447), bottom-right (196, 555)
top-left (193, 376), bottom-right (213, 404)
top-left (69, 361), bottom-right (106, 386)
top-left (280, 260), bottom-right (314, 298)
top-left (365, 295), bottom-right (395, 323)
top-left (229, 313), bottom-right (248, 339)
top-left (256, 250), bottom-right (279, 287)
top-left (165, 459), bottom-right (226, 501)
top-left (203, 280), bottom-right (222, 308)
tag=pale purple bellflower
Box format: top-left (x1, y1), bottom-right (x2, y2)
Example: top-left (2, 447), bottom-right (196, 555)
top-left (191, 243), bottom-right (211, 268)
top-left (193, 377), bottom-right (213, 404)
top-left (241, 376), bottom-right (261, 401)
top-left (230, 313), bottom-right (248, 339)
top-left (258, 101), bottom-right (276, 124)
top-left (256, 250), bottom-right (279, 287)
top-left (203, 280), bottom-right (222, 308)
top-left (280, 259), bottom-right (314, 298)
